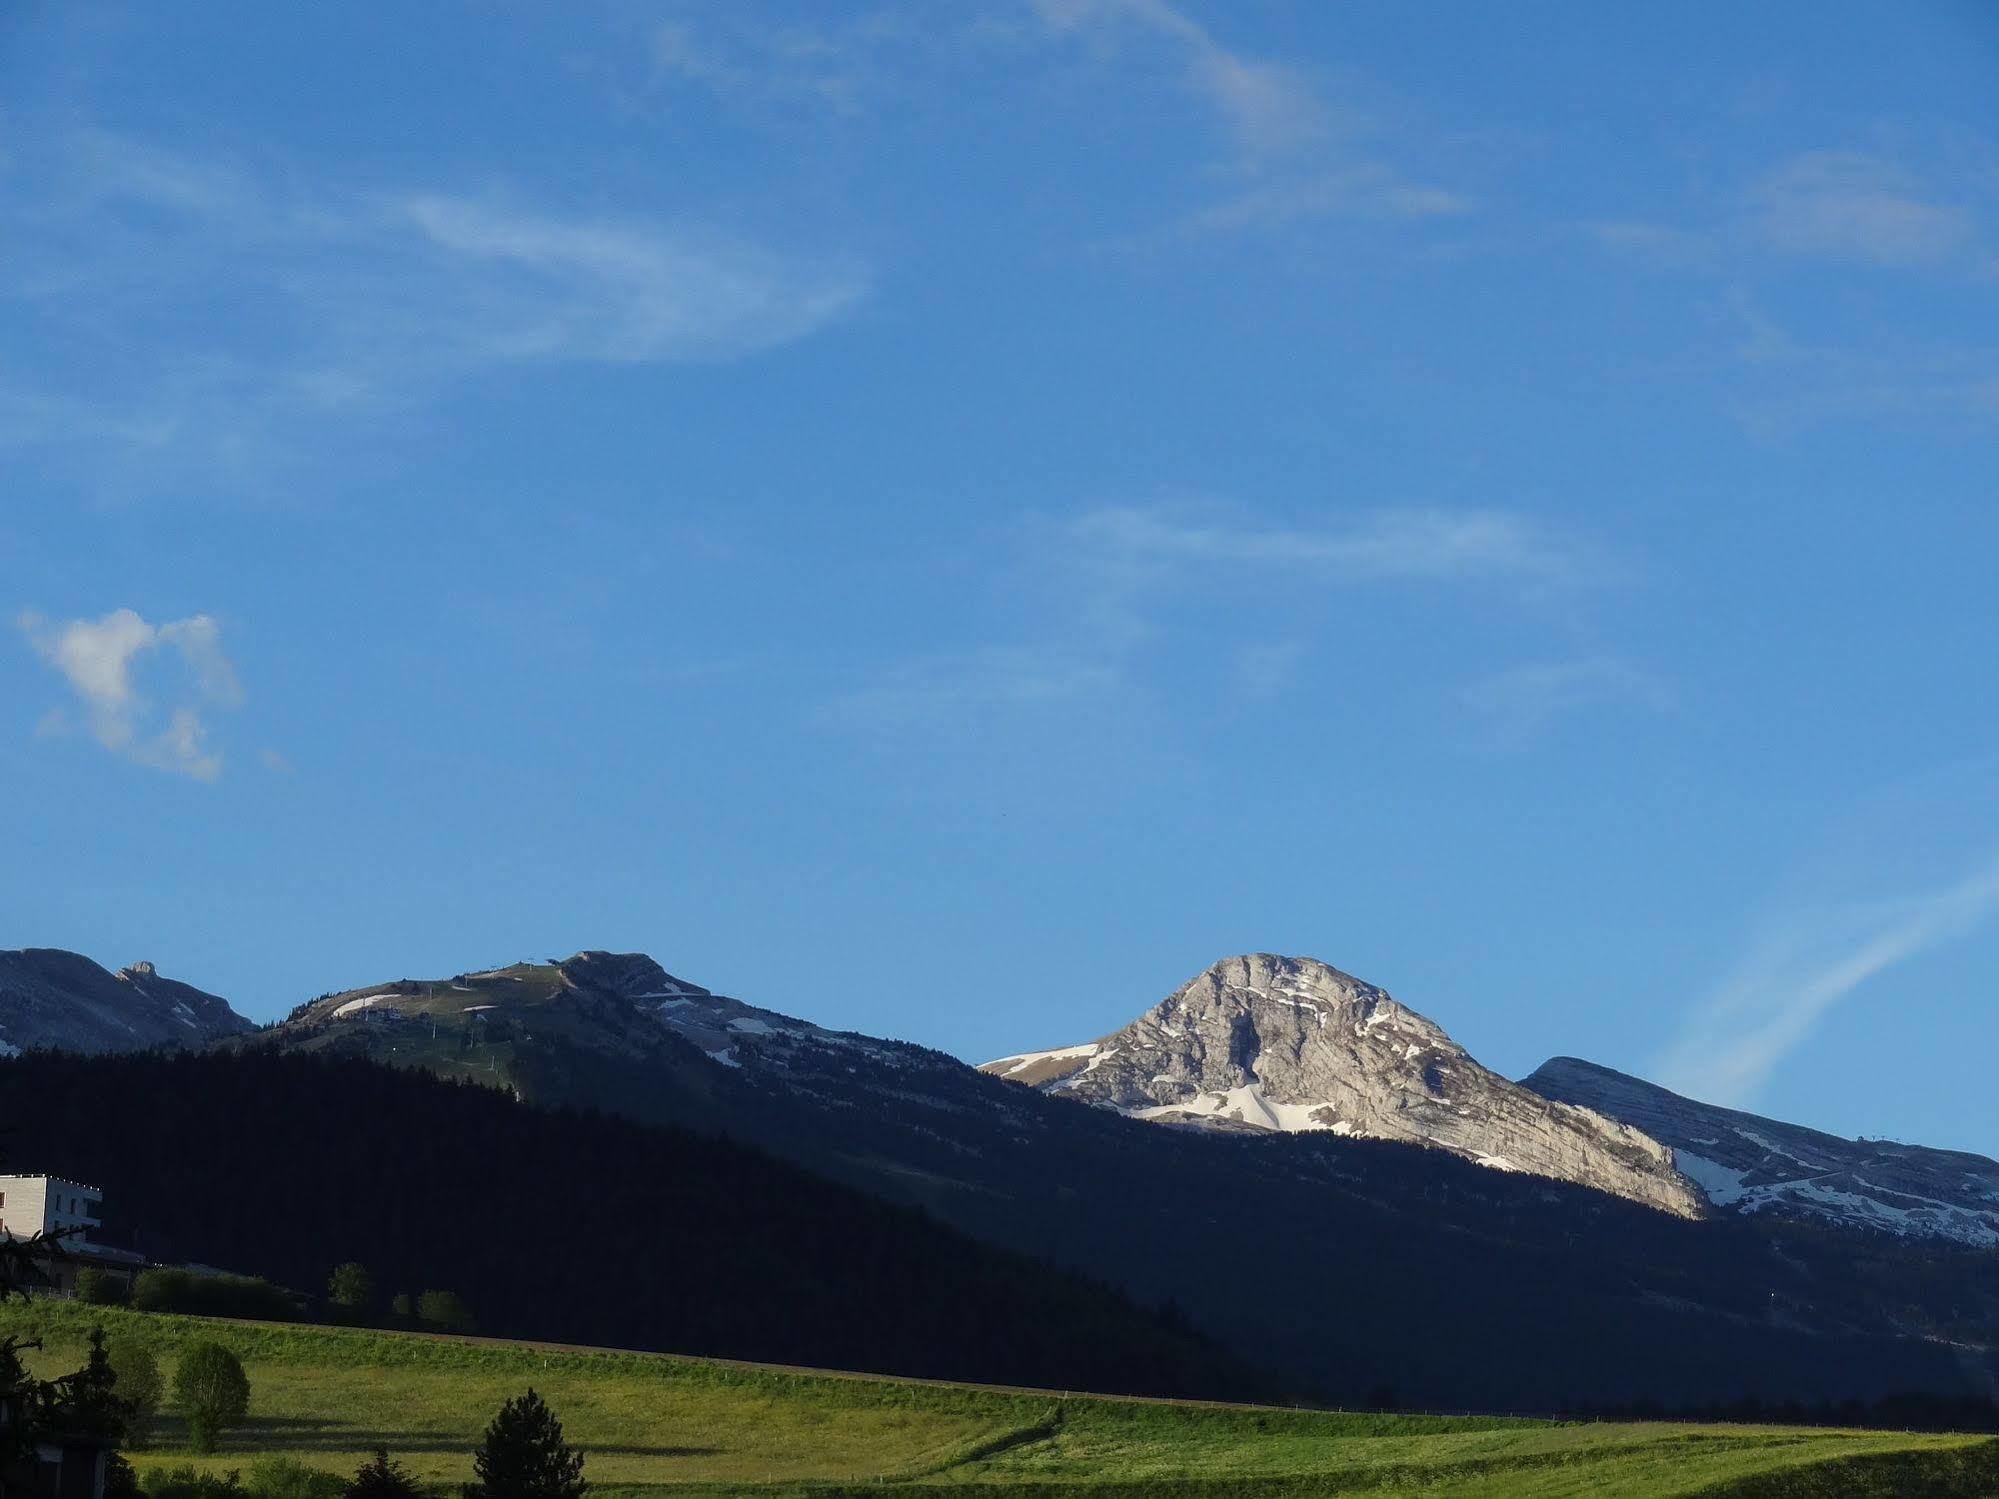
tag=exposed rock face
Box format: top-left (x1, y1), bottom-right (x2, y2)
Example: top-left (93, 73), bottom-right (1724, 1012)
top-left (1523, 1056), bottom-right (1999, 1247)
top-left (982, 953), bottom-right (1705, 1219)
top-left (0, 948), bottom-right (255, 1055)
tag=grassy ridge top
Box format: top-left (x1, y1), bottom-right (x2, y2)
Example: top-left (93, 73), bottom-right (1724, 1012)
top-left (4, 1301), bottom-right (1991, 1496)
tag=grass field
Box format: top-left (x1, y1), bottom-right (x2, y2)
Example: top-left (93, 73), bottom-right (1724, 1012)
top-left (3, 1300), bottom-right (1994, 1497)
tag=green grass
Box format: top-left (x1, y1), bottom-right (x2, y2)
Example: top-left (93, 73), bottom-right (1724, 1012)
top-left (3, 1300), bottom-right (1992, 1497)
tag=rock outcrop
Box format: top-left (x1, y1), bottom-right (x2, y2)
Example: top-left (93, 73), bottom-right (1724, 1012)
top-left (982, 953), bottom-right (1705, 1219)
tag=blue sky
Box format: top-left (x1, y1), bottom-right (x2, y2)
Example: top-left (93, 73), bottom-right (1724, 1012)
top-left (5, 2), bottom-right (1998, 1148)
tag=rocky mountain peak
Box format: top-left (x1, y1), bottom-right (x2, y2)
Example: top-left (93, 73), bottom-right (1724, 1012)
top-left (982, 952), bottom-right (1706, 1219)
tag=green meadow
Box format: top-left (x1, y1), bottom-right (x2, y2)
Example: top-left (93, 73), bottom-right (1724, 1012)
top-left (4, 1300), bottom-right (1993, 1497)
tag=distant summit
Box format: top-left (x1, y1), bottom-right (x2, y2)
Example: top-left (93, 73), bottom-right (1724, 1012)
top-left (982, 953), bottom-right (1707, 1218)
top-left (0, 948), bottom-right (255, 1055)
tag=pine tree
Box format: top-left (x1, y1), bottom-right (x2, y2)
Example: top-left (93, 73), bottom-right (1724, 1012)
top-left (466, 1389), bottom-right (586, 1499)
top-left (52, 1324), bottom-right (132, 1440)
top-left (346, 1447), bottom-right (420, 1499)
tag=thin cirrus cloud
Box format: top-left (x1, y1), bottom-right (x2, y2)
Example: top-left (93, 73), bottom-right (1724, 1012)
top-left (1067, 504), bottom-right (1611, 587)
top-left (397, 195), bottom-right (867, 366)
top-left (833, 503), bottom-right (1624, 733)
top-left (1031, 0), bottom-right (1469, 228)
top-left (1034, 0), bottom-right (1327, 157)
top-left (1752, 150), bottom-right (1974, 267)
top-left (1654, 855), bottom-right (1999, 1108)
top-left (1591, 146), bottom-right (1985, 272)
top-left (18, 608), bottom-right (245, 782)
top-left (1, 132), bottom-right (868, 460)
top-left (1461, 657), bottom-right (1672, 747)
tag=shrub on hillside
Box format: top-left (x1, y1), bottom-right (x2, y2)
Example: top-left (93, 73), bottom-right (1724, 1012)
top-left (107, 1334), bottom-right (163, 1447)
top-left (133, 1268), bottom-right (298, 1322)
top-left (243, 1456), bottom-right (344, 1499)
top-left (105, 1454), bottom-right (142, 1499)
top-left (146, 1467), bottom-right (244, 1499)
top-left (344, 1449), bottom-right (420, 1499)
top-left (76, 1268), bottom-right (128, 1306)
top-left (416, 1289), bottom-right (474, 1335)
top-left (172, 1341), bottom-right (250, 1453)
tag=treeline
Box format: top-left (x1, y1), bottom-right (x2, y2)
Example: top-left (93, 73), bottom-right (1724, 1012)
top-left (79, 1265), bottom-right (475, 1335)
top-left (0, 1049), bottom-right (1261, 1401)
top-left (1568, 1391), bottom-right (1999, 1434)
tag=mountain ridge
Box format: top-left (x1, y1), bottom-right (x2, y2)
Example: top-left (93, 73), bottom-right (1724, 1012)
top-left (0, 947), bottom-right (255, 1055)
top-left (4, 942), bottom-right (1999, 1409)
top-left (1523, 1054), bottom-right (1999, 1248)
top-left (981, 952), bottom-right (1708, 1218)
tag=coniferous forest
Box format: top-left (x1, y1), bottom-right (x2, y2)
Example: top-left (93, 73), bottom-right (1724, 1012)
top-left (0, 1049), bottom-right (1259, 1401)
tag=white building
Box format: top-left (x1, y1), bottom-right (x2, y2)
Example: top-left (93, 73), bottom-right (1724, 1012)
top-left (0, 1174), bottom-right (103, 1248)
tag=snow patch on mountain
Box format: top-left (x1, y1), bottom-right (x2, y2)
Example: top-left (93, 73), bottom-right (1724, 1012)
top-left (981, 954), bottom-right (1706, 1219)
top-left (1523, 1057), bottom-right (1999, 1247)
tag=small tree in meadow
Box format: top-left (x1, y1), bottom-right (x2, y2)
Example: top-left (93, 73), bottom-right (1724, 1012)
top-left (173, 1341), bottom-right (250, 1453)
top-left (345, 1448), bottom-right (421, 1499)
top-left (416, 1289), bottom-right (475, 1334)
top-left (52, 1325), bottom-right (131, 1440)
top-left (466, 1389), bottom-right (585, 1499)
top-left (107, 1335), bottom-right (163, 1447)
top-left (326, 1263), bottom-right (375, 1321)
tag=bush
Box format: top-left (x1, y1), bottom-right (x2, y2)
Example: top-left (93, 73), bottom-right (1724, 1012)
top-left (107, 1335), bottom-right (163, 1447)
top-left (146, 1467), bottom-right (244, 1499)
top-left (325, 1263), bottom-right (374, 1322)
top-left (105, 1454), bottom-right (143, 1499)
top-left (416, 1290), bottom-right (474, 1335)
top-left (344, 1449), bottom-right (421, 1499)
top-left (244, 1457), bottom-right (344, 1499)
top-left (468, 1388), bottom-right (585, 1499)
top-left (173, 1342), bottom-right (251, 1453)
top-left (133, 1269), bottom-right (299, 1323)
top-left (76, 1268), bottom-right (128, 1306)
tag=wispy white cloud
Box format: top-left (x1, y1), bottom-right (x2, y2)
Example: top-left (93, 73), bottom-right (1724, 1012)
top-left (0, 132), bottom-right (868, 466)
top-left (1033, 0), bottom-right (1322, 154)
top-left (1591, 145), bottom-right (1989, 275)
top-left (833, 502), bottom-right (1620, 732)
top-left (1032, 0), bottom-right (1465, 230)
top-left (1462, 656), bottom-right (1672, 746)
top-left (1722, 294), bottom-right (1999, 435)
top-left (1752, 151), bottom-right (1973, 267)
top-left (398, 195), bottom-right (865, 365)
top-left (1655, 856), bottom-right (1999, 1107)
top-left (641, 9), bottom-right (951, 118)
top-left (18, 607), bottom-right (245, 781)
top-left (1068, 504), bottom-right (1610, 587)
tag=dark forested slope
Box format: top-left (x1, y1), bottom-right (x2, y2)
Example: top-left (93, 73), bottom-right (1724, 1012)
top-left (0, 1048), bottom-right (1257, 1400)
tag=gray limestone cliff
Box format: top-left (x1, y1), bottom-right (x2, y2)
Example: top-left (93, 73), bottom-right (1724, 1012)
top-left (982, 953), bottom-right (1705, 1219)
